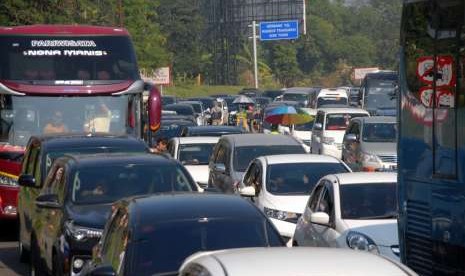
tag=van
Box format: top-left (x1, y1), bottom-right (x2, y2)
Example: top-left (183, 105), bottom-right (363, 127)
top-left (314, 88), bottom-right (349, 108)
top-left (310, 108), bottom-right (369, 159)
top-left (360, 71), bottom-right (398, 116)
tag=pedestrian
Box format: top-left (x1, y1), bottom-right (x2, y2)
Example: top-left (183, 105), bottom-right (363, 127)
top-left (211, 102), bottom-right (223, 126)
top-left (246, 105), bottom-right (255, 133)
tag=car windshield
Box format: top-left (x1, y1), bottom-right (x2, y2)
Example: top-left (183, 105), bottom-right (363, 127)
top-left (0, 35), bottom-right (139, 83)
top-left (267, 163), bottom-right (348, 195)
top-left (165, 105), bottom-right (194, 116)
top-left (190, 104), bottom-right (202, 113)
top-left (234, 145), bottom-right (305, 172)
top-left (294, 120), bottom-right (315, 131)
top-left (155, 122), bottom-right (195, 140)
top-left (283, 93), bottom-right (307, 102)
top-left (0, 95), bottom-right (129, 146)
top-left (325, 113), bottom-right (367, 130)
top-left (132, 218), bottom-right (282, 276)
top-left (178, 143), bottom-right (215, 165)
top-left (317, 97), bottom-right (348, 107)
top-left (44, 146), bottom-right (146, 178)
top-left (363, 123), bottom-right (397, 142)
top-left (340, 183), bottom-right (397, 220)
top-left (71, 164), bottom-right (194, 205)
top-left (162, 97), bottom-right (176, 105)
top-left (365, 90), bottom-right (396, 109)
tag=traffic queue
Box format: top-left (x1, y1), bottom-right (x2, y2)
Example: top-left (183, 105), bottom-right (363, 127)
top-left (15, 71), bottom-right (412, 276)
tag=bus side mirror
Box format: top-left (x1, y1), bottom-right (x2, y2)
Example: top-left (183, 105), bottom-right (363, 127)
top-left (147, 84), bottom-right (162, 133)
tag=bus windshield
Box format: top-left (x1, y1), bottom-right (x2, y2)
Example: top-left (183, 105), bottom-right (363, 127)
top-left (0, 35), bottom-right (139, 84)
top-left (0, 95), bottom-right (131, 146)
top-left (365, 80), bottom-right (397, 109)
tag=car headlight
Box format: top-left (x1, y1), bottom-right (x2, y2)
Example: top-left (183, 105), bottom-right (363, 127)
top-left (346, 231), bottom-right (379, 253)
top-left (362, 152), bottom-right (380, 163)
top-left (322, 137), bottom-right (335, 145)
top-left (264, 207), bottom-right (298, 223)
top-left (65, 221), bottom-right (103, 242)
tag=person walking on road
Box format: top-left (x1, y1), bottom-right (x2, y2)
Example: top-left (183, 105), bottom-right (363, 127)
top-left (211, 102), bottom-right (223, 126)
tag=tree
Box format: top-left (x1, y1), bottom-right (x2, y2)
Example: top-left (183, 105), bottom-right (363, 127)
top-left (157, 0), bottom-right (207, 78)
top-left (269, 42), bottom-right (302, 87)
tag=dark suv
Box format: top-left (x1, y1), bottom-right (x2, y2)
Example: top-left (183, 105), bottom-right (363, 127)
top-left (17, 134), bottom-right (148, 264)
top-left (82, 194), bottom-right (283, 276)
top-left (26, 154), bottom-right (197, 276)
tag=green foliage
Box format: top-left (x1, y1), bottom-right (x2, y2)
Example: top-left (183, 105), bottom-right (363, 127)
top-left (157, 0), bottom-right (207, 77)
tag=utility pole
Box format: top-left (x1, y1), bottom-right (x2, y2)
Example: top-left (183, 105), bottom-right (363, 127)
top-left (249, 21), bottom-right (259, 89)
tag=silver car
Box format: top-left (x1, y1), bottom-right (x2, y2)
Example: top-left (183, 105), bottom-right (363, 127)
top-left (342, 116), bottom-right (397, 172)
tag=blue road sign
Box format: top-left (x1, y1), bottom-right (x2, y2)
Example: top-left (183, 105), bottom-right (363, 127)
top-left (259, 20), bottom-right (299, 41)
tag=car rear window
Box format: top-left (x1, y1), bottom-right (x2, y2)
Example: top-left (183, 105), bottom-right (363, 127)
top-left (132, 218), bottom-right (282, 275)
top-left (234, 145), bottom-right (305, 172)
top-left (325, 113), bottom-right (368, 130)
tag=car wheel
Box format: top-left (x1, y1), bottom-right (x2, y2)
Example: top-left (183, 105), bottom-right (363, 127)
top-left (52, 252), bottom-right (62, 276)
top-left (29, 238), bottom-right (45, 276)
top-left (292, 240), bottom-right (299, 247)
top-left (18, 239), bottom-right (30, 263)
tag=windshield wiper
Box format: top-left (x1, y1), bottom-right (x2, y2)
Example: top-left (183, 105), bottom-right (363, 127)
top-left (152, 272), bottom-right (178, 276)
top-left (358, 212), bottom-right (398, 220)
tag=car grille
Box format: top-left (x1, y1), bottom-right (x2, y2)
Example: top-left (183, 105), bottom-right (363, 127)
top-left (405, 200), bottom-right (433, 276)
top-left (378, 154), bottom-right (397, 163)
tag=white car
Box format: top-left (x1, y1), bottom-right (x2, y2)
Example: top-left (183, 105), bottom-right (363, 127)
top-left (293, 172), bottom-right (399, 261)
top-left (239, 154), bottom-right (351, 243)
top-left (168, 137), bottom-right (220, 191)
top-left (315, 88), bottom-right (349, 108)
top-left (311, 107), bottom-right (369, 158)
top-left (179, 247), bottom-right (417, 276)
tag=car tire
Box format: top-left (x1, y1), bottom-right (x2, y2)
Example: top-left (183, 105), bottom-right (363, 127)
top-left (52, 252), bottom-right (62, 276)
top-left (29, 238), bottom-right (45, 276)
top-left (292, 240), bottom-right (299, 247)
top-left (19, 239), bottom-right (30, 263)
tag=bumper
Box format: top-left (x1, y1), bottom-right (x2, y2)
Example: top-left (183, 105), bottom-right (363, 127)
top-left (321, 145), bottom-right (342, 159)
top-left (63, 237), bottom-right (100, 275)
top-left (269, 218), bottom-right (296, 239)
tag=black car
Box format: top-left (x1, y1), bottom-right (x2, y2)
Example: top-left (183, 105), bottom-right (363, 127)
top-left (262, 89), bottom-right (284, 100)
top-left (153, 120), bottom-right (197, 142)
top-left (239, 88), bottom-right (262, 98)
top-left (187, 97), bottom-right (216, 111)
top-left (163, 104), bottom-right (195, 117)
top-left (161, 95), bottom-right (177, 106)
top-left (17, 134), bottom-right (148, 264)
top-left (82, 193), bottom-right (284, 276)
top-left (25, 154), bottom-right (197, 276)
top-left (180, 126), bottom-right (245, 137)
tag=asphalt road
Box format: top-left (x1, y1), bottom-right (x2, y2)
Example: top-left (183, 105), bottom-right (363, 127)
top-left (0, 221), bottom-right (28, 276)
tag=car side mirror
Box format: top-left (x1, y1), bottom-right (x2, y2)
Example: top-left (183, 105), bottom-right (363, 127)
top-left (314, 123), bottom-right (323, 130)
top-left (240, 186), bottom-right (256, 197)
top-left (345, 134), bottom-right (358, 142)
top-left (35, 194), bottom-right (61, 209)
top-left (147, 84), bottom-right (162, 133)
top-left (88, 264), bottom-right (116, 276)
top-left (213, 163), bottom-right (226, 173)
top-left (310, 212), bottom-right (330, 226)
top-left (18, 174), bottom-right (36, 188)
